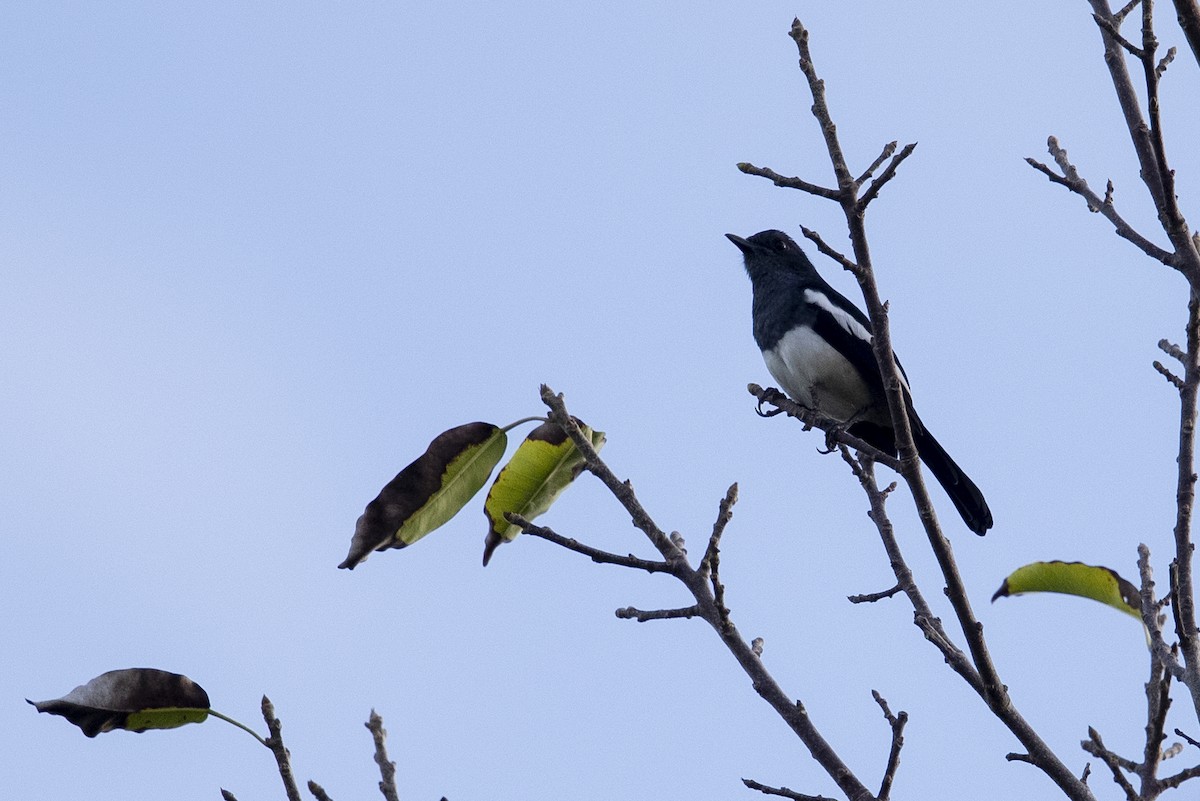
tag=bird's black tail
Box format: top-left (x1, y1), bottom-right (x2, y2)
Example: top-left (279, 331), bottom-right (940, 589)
top-left (911, 422), bottom-right (992, 535)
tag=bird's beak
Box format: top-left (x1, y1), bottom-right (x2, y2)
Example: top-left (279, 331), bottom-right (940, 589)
top-left (725, 233), bottom-right (753, 254)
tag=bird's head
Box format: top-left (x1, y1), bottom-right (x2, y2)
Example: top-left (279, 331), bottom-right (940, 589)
top-left (726, 230), bottom-right (814, 282)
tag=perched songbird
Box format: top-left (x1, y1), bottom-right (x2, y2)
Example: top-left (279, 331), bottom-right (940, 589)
top-left (727, 229), bottom-right (993, 535)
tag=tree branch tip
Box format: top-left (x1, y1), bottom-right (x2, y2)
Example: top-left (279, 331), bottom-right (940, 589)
top-left (1176, 728), bottom-right (1200, 749)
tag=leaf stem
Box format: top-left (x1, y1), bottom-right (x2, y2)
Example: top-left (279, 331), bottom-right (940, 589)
top-left (207, 709), bottom-right (268, 746)
top-left (500, 415), bottom-right (547, 433)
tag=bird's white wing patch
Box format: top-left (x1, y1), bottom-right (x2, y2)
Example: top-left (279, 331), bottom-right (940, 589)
top-left (802, 288), bottom-right (910, 392)
top-left (804, 289), bottom-right (871, 343)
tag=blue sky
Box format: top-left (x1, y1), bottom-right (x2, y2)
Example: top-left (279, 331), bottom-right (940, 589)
top-left (4, 3), bottom-right (1198, 800)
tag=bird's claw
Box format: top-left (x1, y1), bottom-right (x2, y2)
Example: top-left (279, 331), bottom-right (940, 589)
top-left (755, 398), bottom-right (783, 418)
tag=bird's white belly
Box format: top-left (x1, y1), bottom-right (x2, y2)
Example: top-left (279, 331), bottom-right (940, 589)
top-left (763, 327), bottom-right (872, 422)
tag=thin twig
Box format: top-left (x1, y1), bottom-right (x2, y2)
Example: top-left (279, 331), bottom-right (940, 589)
top-left (261, 696), bottom-right (304, 801)
top-left (742, 778), bottom-right (836, 801)
top-left (736, 162), bottom-right (843, 200)
top-left (1115, 0), bottom-right (1143, 22)
top-left (1026, 145), bottom-right (1175, 266)
top-left (798, 226), bottom-right (859, 275)
top-left (1086, 0), bottom-right (1200, 283)
top-left (1138, 640), bottom-right (1172, 795)
top-left (848, 584), bottom-right (903, 604)
top-left (1094, 12), bottom-right (1146, 57)
top-left (854, 141), bottom-right (898, 188)
top-left (1156, 361), bottom-right (1187, 389)
top-left (220, 791), bottom-right (240, 801)
top-left (511, 515), bottom-right (674, 574)
top-left (872, 691), bottom-right (907, 801)
top-left (1140, 544), bottom-right (1186, 679)
top-left (1161, 338), bottom-right (1187, 364)
top-left (1169, 294), bottom-right (1200, 719)
top-left (1083, 728), bottom-right (1139, 801)
top-left (699, 484), bottom-right (738, 575)
top-left (366, 710), bottom-right (400, 801)
top-left (697, 488), bottom-right (736, 621)
top-left (841, 451), bottom-right (978, 689)
top-left (1177, 728), bottom-right (1200, 749)
top-left (615, 605), bottom-right (703, 622)
top-left (858, 143), bottom-right (918, 209)
top-left (1161, 762), bottom-right (1200, 788)
top-left (307, 780), bottom-right (335, 801)
top-left (539, 386), bottom-right (686, 566)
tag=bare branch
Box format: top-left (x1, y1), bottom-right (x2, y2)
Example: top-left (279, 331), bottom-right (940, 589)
top-left (1139, 544), bottom-right (1187, 680)
top-left (1026, 141), bottom-right (1176, 266)
top-left (788, 18), bottom-right (853, 190)
top-left (841, 451), bottom-right (982, 692)
top-left (1155, 46), bottom-right (1176, 77)
top-left (742, 778), bottom-right (836, 801)
top-left (510, 515), bottom-right (675, 574)
top-left (872, 691), bottom-right (907, 801)
top-left (848, 584), bottom-right (903, 604)
top-left (1174, 0), bottom-right (1200, 67)
top-left (1161, 762), bottom-right (1200, 788)
top-left (1161, 338), bottom-right (1188, 364)
top-left (749, 384), bottom-right (901, 471)
top-left (307, 780), bottom-right (335, 801)
top-left (366, 710), bottom-right (400, 801)
top-left (1083, 728), bottom-right (1139, 801)
top-left (1139, 646), bottom-right (1172, 793)
top-left (261, 696), bottom-right (304, 801)
top-left (1093, 12), bottom-right (1146, 57)
top-left (1177, 728), bottom-right (1200, 749)
top-left (737, 162), bottom-right (842, 200)
top-left (1168, 295), bottom-right (1200, 719)
top-left (799, 225), bottom-right (860, 275)
top-left (1155, 361), bottom-right (1186, 389)
top-left (220, 791), bottom-right (240, 801)
top-left (1115, 0), bottom-right (1144, 21)
top-left (855, 141), bottom-right (898, 187)
top-left (1085, 0), bottom-right (1200, 283)
top-left (699, 483), bottom-right (739, 580)
top-left (539, 386), bottom-right (685, 565)
top-left (858, 143), bottom-right (918, 210)
top-left (615, 605), bottom-right (703, 622)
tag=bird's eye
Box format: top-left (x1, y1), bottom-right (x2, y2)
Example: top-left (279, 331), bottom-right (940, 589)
top-left (777, 239), bottom-right (789, 250)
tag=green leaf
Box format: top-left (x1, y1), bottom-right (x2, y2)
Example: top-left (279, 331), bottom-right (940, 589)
top-left (28, 668), bottom-right (211, 737)
top-left (992, 560), bottom-right (1141, 619)
top-left (481, 419), bottom-right (605, 566)
top-left (340, 422), bottom-right (508, 569)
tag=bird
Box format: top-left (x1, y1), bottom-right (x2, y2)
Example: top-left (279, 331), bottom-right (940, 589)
top-left (726, 229), bottom-right (993, 535)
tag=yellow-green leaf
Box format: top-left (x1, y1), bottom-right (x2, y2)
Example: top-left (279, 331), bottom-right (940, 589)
top-left (340, 422), bottom-right (508, 569)
top-left (28, 668), bottom-right (211, 737)
top-left (481, 419), bottom-right (605, 566)
top-left (992, 560), bottom-right (1140, 619)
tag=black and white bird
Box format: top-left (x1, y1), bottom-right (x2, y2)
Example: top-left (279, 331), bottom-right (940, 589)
top-left (727, 229), bottom-right (993, 535)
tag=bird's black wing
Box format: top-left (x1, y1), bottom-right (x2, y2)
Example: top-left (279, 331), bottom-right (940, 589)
top-left (801, 282), bottom-right (910, 395)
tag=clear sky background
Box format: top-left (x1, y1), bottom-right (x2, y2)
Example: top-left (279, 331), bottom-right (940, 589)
top-left (4, 3), bottom-right (1198, 800)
